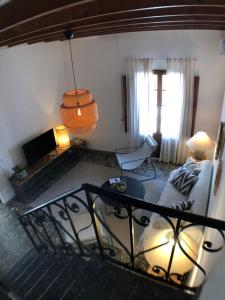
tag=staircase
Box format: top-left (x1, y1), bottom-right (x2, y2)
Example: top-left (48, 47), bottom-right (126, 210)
top-left (2, 249), bottom-right (196, 300)
top-left (5, 182), bottom-right (223, 299)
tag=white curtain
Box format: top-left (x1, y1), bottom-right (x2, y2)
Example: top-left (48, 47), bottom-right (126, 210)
top-left (126, 58), bottom-right (153, 146)
top-left (160, 58), bottom-right (195, 164)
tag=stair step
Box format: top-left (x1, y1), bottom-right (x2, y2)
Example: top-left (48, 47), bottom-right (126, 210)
top-left (9, 253), bottom-right (45, 291)
top-left (24, 256), bottom-right (66, 299)
top-left (3, 250), bottom-right (197, 300)
top-left (2, 248), bottom-right (38, 285)
top-left (61, 257), bottom-right (194, 300)
top-left (39, 255), bottom-right (89, 300)
top-left (16, 255), bottom-right (55, 296)
top-left (60, 256), bottom-right (109, 300)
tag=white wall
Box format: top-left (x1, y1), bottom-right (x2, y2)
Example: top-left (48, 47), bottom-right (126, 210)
top-left (0, 30), bottom-right (225, 202)
top-left (71, 30), bottom-right (225, 150)
top-left (0, 42), bottom-right (70, 202)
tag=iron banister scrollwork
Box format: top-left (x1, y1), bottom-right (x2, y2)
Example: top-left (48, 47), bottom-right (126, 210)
top-left (134, 214), bottom-right (176, 259)
top-left (202, 229), bottom-right (225, 252)
top-left (79, 183), bottom-right (225, 290)
top-left (82, 183), bottom-right (225, 230)
top-left (19, 182), bottom-right (225, 295)
top-left (132, 208), bottom-right (150, 227)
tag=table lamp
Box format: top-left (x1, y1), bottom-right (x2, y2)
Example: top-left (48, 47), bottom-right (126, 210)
top-left (186, 131), bottom-right (214, 160)
top-left (55, 125), bottom-right (71, 149)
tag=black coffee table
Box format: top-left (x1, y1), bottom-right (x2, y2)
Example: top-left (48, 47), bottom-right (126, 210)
top-left (101, 176), bottom-right (145, 208)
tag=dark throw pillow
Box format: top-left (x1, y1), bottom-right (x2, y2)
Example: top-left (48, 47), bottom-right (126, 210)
top-left (170, 169), bottom-right (198, 195)
top-left (182, 158), bottom-right (201, 175)
top-left (171, 200), bottom-right (195, 211)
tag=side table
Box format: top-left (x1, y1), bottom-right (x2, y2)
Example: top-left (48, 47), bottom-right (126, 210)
top-left (101, 176), bottom-right (145, 208)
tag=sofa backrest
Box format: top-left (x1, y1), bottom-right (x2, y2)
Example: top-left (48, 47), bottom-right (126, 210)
top-left (188, 160), bottom-right (213, 216)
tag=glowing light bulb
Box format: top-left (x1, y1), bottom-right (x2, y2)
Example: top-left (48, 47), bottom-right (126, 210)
top-left (77, 107), bottom-right (82, 116)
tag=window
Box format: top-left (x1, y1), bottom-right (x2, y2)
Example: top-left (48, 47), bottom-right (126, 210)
top-left (126, 58), bottom-right (195, 163)
top-left (151, 70), bottom-right (184, 141)
top-left (136, 69), bottom-right (167, 143)
top-left (152, 70), bottom-right (167, 136)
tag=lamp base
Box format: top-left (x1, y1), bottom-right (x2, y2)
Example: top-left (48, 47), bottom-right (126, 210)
top-left (192, 151), bottom-right (207, 161)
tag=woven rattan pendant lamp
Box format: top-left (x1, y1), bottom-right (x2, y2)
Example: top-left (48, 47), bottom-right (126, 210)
top-left (60, 30), bottom-right (98, 134)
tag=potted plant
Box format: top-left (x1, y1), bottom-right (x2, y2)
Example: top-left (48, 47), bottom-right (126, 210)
top-left (111, 177), bottom-right (127, 193)
top-left (12, 164), bottom-right (27, 179)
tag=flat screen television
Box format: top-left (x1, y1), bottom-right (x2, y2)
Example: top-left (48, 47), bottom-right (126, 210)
top-left (22, 128), bottom-right (57, 166)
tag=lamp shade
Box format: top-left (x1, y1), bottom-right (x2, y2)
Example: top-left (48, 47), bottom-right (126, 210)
top-left (55, 125), bottom-right (70, 148)
top-left (186, 131), bottom-right (214, 152)
top-left (60, 89), bottom-right (98, 134)
top-left (144, 229), bottom-right (198, 275)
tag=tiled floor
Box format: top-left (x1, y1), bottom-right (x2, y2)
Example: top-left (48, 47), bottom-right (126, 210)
top-left (0, 204), bottom-right (33, 277)
top-left (31, 161), bottom-right (166, 208)
top-left (29, 161), bottom-right (167, 256)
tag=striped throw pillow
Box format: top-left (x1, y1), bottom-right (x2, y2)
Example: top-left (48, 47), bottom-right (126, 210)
top-left (171, 169), bottom-right (198, 195)
top-left (171, 200), bottom-right (194, 211)
top-left (182, 158), bottom-right (201, 175)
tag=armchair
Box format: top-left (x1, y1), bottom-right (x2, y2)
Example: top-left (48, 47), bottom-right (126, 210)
top-left (115, 135), bottom-right (158, 180)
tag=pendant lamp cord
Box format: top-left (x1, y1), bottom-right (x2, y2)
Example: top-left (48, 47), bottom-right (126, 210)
top-left (68, 38), bottom-right (79, 105)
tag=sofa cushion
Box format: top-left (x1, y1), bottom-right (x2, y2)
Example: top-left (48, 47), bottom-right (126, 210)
top-left (158, 169), bottom-right (188, 207)
top-left (191, 167), bottom-right (201, 176)
top-left (182, 157), bottom-right (201, 174)
top-left (171, 199), bottom-right (194, 211)
top-left (188, 160), bottom-right (213, 216)
top-left (159, 160), bottom-right (212, 216)
top-left (147, 160), bottom-right (212, 230)
top-left (171, 169), bottom-right (198, 195)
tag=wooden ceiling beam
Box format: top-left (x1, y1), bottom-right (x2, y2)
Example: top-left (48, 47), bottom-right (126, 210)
top-left (77, 24), bottom-right (225, 35)
top-left (3, 1), bottom-right (225, 31)
top-left (2, 9), bottom-right (225, 47)
top-left (29, 36), bottom-right (65, 45)
top-left (0, 0), bottom-right (93, 31)
top-left (16, 23), bottom-right (225, 46)
top-left (2, 4), bottom-right (225, 39)
top-left (2, 13), bottom-right (225, 47)
top-left (74, 25), bottom-right (225, 39)
top-left (2, 1), bottom-right (225, 47)
top-left (8, 33), bottom-right (65, 47)
top-left (7, 21), bottom-right (225, 48)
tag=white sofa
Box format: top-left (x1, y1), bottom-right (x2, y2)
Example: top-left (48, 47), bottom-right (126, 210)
top-left (141, 159), bottom-right (213, 233)
top-left (157, 159), bottom-right (213, 217)
top-left (136, 159), bottom-right (213, 234)
top-left (138, 159), bottom-right (213, 276)
top-left (137, 160), bottom-right (213, 273)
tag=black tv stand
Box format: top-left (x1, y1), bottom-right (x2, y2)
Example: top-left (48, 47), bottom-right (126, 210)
top-left (9, 140), bottom-right (86, 203)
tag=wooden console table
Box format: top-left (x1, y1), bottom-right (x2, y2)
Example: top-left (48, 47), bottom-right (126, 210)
top-left (9, 139), bottom-right (86, 202)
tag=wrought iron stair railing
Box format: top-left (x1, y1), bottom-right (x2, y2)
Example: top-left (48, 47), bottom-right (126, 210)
top-left (18, 183), bottom-right (225, 296)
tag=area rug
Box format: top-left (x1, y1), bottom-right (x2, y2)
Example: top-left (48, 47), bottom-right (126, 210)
top-left (132, 159), bottom-right (177, 181)
top-left (80, 149), bottom-right (178, 181)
